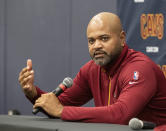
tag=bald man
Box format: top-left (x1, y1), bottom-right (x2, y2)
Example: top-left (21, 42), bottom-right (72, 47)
top-left (19, 12), bottom-right (166, 125)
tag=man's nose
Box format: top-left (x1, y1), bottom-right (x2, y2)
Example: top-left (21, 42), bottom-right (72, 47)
top-left (93, 40), bottom-right (103, 49)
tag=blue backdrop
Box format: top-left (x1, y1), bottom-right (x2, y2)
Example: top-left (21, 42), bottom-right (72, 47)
top-left (117, 0), bottom-right (166, 77)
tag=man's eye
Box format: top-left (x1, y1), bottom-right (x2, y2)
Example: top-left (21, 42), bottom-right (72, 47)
top-left (88, 39), bottom-right (95, 44)
top-left (101, 36), bottom-right (109, 41)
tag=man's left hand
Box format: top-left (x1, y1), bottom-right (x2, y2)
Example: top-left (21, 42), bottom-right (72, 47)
top-left (33, 92), bottom-right (63, 118)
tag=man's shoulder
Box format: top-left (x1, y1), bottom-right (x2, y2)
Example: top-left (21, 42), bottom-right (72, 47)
top-left (120, 49), bottom-right (158, 73)
top-left (126, 49), bottom-right (155, 65)
top-left (75, 60), bottom-right (99, 81)
top-left (120, 49), bottom-right (160, 77)
top-left (77, 60), bottom-right (100, 77)
top-left (81, 60), bottom-right (98, 70)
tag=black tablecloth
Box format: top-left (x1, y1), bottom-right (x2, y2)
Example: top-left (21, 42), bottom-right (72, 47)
top-left (0, 115), bottom-right (153, 131)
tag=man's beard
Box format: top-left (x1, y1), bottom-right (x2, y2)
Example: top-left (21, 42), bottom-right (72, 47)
top-left (92, 54), bottom-right (111, 66)
top-left (91, 48), bottom-right (122, 66)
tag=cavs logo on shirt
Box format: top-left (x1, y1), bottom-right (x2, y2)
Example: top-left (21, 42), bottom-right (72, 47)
top-left (133, 71), bottom-right (139, 80)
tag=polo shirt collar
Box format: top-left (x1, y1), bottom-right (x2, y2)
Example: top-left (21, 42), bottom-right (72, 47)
top-left (102, 44), bottom-right (129, 77)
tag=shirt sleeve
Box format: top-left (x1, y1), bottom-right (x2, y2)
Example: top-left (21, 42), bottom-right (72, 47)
top-left (26, 86), bottom-right (46, 104)
top-left (27, 62), bottom-right (93, 105)
top-left (58, 64), bottom-right (93, 106)
top-left (61, 62), bottom-right (157, 124)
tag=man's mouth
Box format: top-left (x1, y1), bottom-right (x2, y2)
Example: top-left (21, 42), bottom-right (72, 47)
top-left (94, 51), bottom-right (106, 58)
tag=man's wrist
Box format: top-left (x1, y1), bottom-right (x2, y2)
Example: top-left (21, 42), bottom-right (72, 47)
top-left (57, 105), bottom-right (64, 118)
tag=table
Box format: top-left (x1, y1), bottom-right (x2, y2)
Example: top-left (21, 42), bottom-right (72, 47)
top-left (0, 115), bottom-right (153, 131)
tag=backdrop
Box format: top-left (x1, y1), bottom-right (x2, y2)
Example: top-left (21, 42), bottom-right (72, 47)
top-left (117, 0), bottom-right (166, 78)
top-left (0, 0), bottom-right (116, 115)
top-left (1, 0), bottom-right (166, 116)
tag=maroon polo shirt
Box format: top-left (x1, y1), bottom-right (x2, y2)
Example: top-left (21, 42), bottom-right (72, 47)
top-left (34, 45), bottom-right (166, 125)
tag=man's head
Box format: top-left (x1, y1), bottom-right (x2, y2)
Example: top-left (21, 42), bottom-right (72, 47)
top-left (87, 12), bottom-right (126, 66)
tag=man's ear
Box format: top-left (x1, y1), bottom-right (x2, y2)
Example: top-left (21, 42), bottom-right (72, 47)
top-left (120, 31), bottom-right (126, 47)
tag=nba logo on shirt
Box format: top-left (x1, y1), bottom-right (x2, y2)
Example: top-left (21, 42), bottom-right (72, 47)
top-left (133, 71), bottom-right (139, 80)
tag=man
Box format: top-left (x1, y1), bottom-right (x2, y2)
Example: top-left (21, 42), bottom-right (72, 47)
top-left (19, 12), bottom-right (166, 125)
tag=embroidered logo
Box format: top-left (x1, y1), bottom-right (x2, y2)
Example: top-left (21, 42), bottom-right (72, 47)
top-left (133, 71), bottom-right (139, 80)
top-left (129, 81), bottom-right (138, 85)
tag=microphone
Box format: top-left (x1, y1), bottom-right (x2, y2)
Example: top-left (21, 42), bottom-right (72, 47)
top-left (32, 77), bottom-right (73, 115)
top-left (129, 118), bottom-right (156, 130)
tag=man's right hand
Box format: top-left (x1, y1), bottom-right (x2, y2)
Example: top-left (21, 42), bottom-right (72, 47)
top-left (18, 59), bottom-right (37, 100)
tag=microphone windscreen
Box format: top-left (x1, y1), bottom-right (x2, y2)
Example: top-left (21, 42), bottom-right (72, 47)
top-left (129, 118), bottom-right (143, 130)
top-left (63, 77), bottom-right (73, 88)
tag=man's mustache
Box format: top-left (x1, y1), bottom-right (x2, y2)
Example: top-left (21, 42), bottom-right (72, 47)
top-left (93, 50), bottom-right (107, 57)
